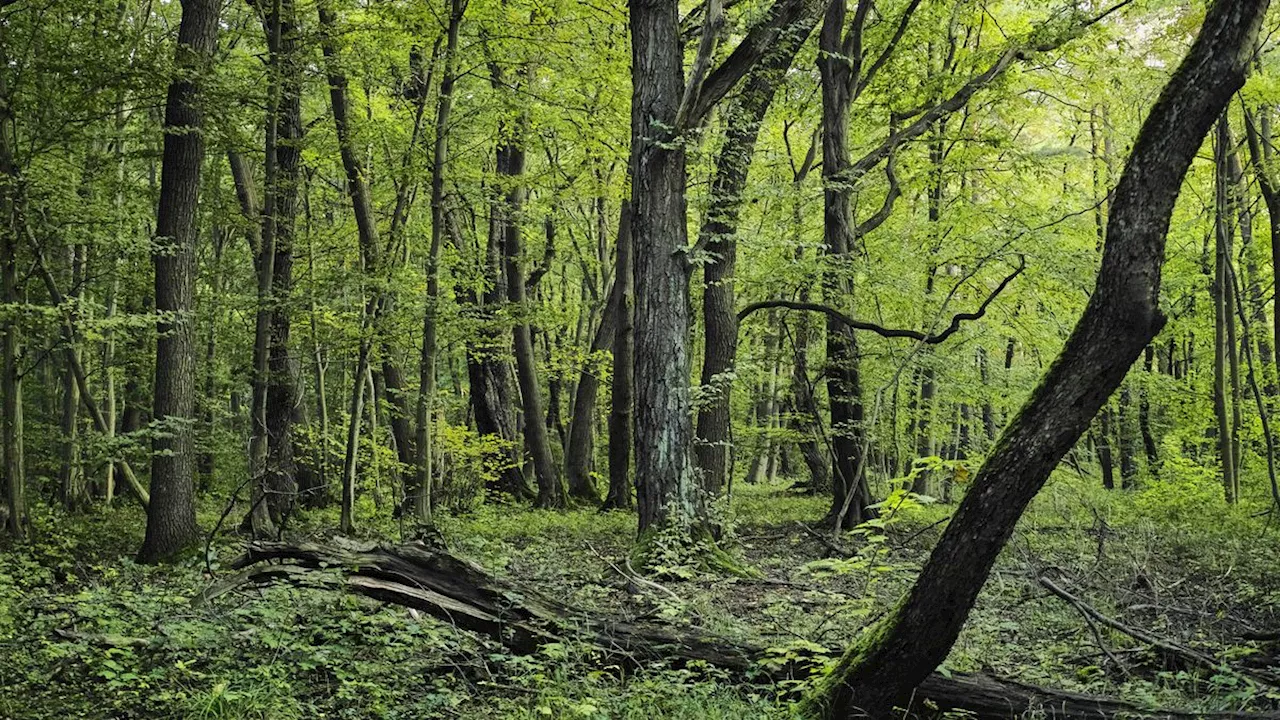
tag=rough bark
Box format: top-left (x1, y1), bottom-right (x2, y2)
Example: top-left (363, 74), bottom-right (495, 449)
top-left (694, 9), bottom-right (817, 495)
top-left (630, 0), bottom-right (702, 535)
top-left (139, 0), bottom-right (220, 563)
top-left (801, 1), bottom-right (1268, 716)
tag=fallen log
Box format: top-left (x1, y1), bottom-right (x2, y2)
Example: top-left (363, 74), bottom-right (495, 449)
top-left (203, 539), bottom-right (1280, 719)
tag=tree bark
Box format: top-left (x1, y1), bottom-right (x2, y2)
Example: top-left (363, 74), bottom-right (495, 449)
top-left (139, 0), bottom-right (220, 563)
top-left (499, 139), bottom-right (563, 509)
top-left (801, 1), bottom-right (1268, 715)
top-left (1214, 119), bottom-right (1240, 504)
top-left (603, 200), bottom-right (634, 511)
top-left (413, 0), bottom-right (465, 521)
top-left (694, 10), bottom-right (817, 495)
top-left (630, 0), bottom-right (702, 535)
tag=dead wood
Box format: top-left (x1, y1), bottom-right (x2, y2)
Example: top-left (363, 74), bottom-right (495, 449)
top-left (201, 539), bottom-right (1280, 719)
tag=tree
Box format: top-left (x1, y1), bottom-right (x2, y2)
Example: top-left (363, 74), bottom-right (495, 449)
top-left (801, 0), bottom-right (1269, 715)
top-left (139, 0), bottom-right (221, 564)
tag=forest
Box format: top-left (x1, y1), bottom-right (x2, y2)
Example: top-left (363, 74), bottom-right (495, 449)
top-left (3, 0), bottom-right (1280, 717)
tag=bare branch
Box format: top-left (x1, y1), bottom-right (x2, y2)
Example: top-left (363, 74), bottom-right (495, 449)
top-left (738, 258), bottom-right (1025, 344)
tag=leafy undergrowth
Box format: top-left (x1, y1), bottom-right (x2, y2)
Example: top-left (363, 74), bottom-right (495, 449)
top-left (4, 470), bottom-right (1280, 718)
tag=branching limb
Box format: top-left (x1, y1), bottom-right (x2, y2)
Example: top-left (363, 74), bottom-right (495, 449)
top-left (738, 258), bottom-right (1024, 344)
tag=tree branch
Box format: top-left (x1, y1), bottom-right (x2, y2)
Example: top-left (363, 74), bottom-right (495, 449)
top-left (687, 0), bottom-right (821, 126)
top-left (738, 258), bottom-right (1024, 344)
top-left (852, 154), bottom-right (900, 237)
top-left (675, 0), bottom-right (724, 129)
top-left (846, 5), bottom-right (1123, 186)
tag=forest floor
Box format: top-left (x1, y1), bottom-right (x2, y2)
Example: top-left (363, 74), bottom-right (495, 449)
top-left (3, 469), bottom-right (1280, 719)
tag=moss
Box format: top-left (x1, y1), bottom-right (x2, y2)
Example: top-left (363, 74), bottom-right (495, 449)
top-left (795, 599), bottom-right (905, 719)
top-left (631, 523), bottom-right (762, 579)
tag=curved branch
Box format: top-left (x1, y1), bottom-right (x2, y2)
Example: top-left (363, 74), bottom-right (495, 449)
top-left (738, 259), bottom-right (1024, 345)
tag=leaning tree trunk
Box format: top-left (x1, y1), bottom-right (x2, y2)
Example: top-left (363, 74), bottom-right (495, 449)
top-left (801, 1), bottom-right (1268, 716)
top-left (694, 9), bottom-right (817, 495)
top-left (218, 538), bottom-right (1280, 720)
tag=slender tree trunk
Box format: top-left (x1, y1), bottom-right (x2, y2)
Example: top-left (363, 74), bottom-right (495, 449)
top-left (413, 0), bottom-right (465, 521)
top-left (229, 151), bottom-right (277, 536)
top-left (1096, 407), bottom-right (1115, 490)
top-left (1118, 384), bottom-right (1138, 488)
top-left (1139, 345), bottom-right (1159, 472)
top-left (693, 12), bottom-right (817, 494)
top-left (800, 3), bottom-right (1267, 714)
top-left (566, 213), bottom-right (623, 502)
top-left (603, 200), bottom-right (634, 511)
top-left (59, 242), bottom-right (85, 510)
top-left (0, 60), bottom-right (23, 535)
top-left (319, 0), bottom-right (386, 533)
top-left (1214, 119), bottom-right (1240, 504)
top-left (499, 140), bottom-right (563, 509)
top-left (139, 0), bottom-right (220, 563)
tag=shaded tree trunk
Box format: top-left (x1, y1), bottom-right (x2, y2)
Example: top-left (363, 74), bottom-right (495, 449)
top-left (694, 12), bottom-right (817, 495)
top-left (603, 200), bottom-right (634, 511)
top-left (413, 0), bottom-right (465, 521)
top-left (629, 0), bottom-right (701, 536)
top-left (139, 0), bottom-right (220, 563)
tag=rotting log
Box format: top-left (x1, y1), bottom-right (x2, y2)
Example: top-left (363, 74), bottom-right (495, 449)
top-left (201, 539), bottom-right (1280, 720)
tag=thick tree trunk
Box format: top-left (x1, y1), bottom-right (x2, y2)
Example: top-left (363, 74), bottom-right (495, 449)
top-left (139, 0), bottom-right (219, 563)
top-left (629, 0), bottom-right (702, 536)
top-left (801, 2), bottom-right (1267, 715)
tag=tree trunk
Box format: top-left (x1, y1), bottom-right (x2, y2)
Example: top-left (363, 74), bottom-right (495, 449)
top-left (139, 0), bottom-right (220, 563)
top-left (319, 0), bottom-right (386, 533)
top-left (630, 0), bottom-right (702, 536)
top-left (1214, 119), bottom-right (1240, 504)
top-left (566, 226), bottom-right (622, 503)
top-left (265, 0), bottom-right (304, 526)
top-left (499, 140), bottom-right (563, 509)
top-left (603, 200), bottom-right (634, 511)
top-left (801, 2), bottom-right (1267, 715)
top-left (412, 0), bottom-right (464, 521)
top-left (818, 0), bottom-right (873, 529)
top-left (694, 12), bottom-right (817, 494)
top-left (1140, 346), bottom-right (1159, 473)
